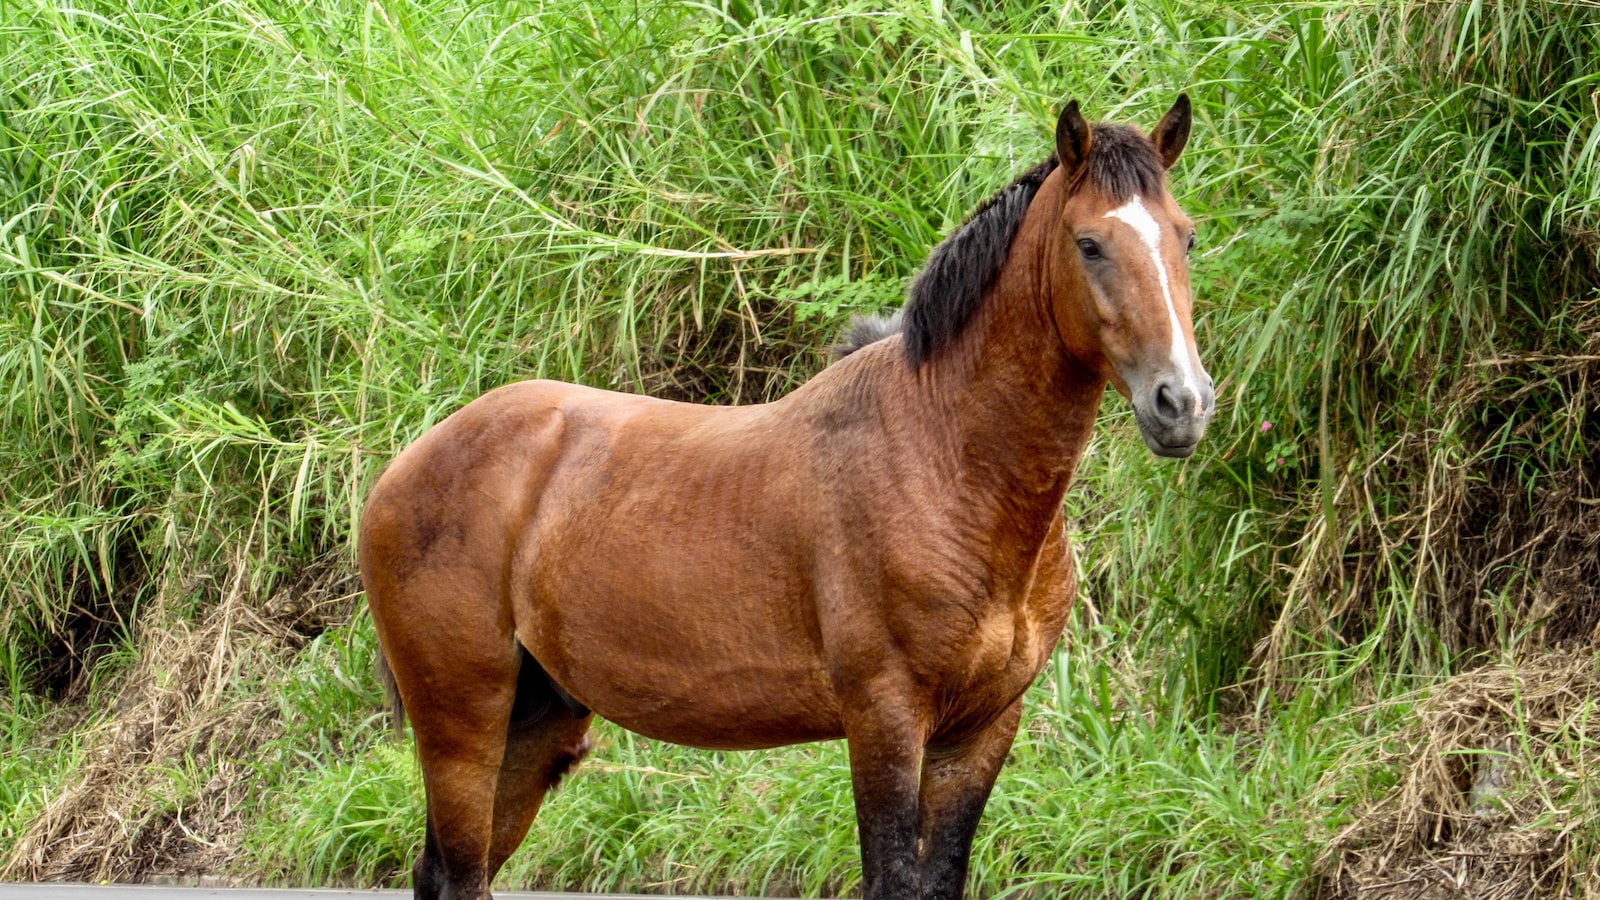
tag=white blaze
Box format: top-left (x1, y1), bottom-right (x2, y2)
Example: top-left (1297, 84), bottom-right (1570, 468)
top-left (1104, 195), bottom-right (1202, 407)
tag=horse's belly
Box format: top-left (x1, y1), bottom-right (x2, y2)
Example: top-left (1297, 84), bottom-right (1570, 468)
top-left (596, 678), bottom-right (844, 751)
top-left (503, 394), bottom-right (842, 748)
top-left (515, 534), bottom-right (842, 749)
top-left (530, 611), bottom-right (844, 750)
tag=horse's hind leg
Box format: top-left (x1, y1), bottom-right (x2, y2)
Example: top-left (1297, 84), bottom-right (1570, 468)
top-left (484, 647), bottom-right (594, 882)
top-left (379, 622), bottom-right (588, 898)
top-left (373, 579), bottom-right (520, 900)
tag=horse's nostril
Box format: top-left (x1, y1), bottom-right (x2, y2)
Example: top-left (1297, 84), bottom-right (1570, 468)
top-left (1154, 383), bottom-right (1181, 423)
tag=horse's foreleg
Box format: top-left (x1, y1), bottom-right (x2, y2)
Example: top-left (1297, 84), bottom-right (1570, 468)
top-left (844, 698), bottom-right (927, 900)
top-left (916, 699), bottom-right (1023, 900)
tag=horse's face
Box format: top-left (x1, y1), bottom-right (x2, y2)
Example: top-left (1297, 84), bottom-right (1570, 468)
top-left (1050, 97), bottom-right (1214, 458)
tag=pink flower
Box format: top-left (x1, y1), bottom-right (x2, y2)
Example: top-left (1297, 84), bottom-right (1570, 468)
top-left (1260, 420), bottom-right (1273, 433)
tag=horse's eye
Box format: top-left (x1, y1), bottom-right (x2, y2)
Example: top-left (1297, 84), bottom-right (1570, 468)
top-left (1186, 233), bottom-right (1197, 255)
top-left (1077, 238), bottom-right (1103, 260)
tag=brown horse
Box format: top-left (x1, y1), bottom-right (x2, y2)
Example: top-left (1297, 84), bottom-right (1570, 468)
top-left (359, 96), bottom-right (1213, 900)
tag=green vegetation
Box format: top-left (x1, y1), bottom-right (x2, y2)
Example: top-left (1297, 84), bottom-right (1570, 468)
top-left (2, 0), bottom-right (1595, 896)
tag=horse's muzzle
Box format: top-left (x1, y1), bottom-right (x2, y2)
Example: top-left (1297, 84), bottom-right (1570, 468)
top-left (1135, 374), bottom-right (1214, 458)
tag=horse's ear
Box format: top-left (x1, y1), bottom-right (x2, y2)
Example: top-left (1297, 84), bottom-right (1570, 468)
top-left (1056, 100), bottom-right (1092, 176)
top-left (1152, 93), bottom-right (1192, 169)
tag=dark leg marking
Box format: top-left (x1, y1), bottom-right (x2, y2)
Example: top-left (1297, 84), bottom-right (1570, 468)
top-left (845, 704), bottom-right (926, 900)
top-left (413, 816), bottom-right (447, 900)
top-left (916, 700), bottom-right (1023, 900)
top-left (482, 645), bottom-right (596, 884)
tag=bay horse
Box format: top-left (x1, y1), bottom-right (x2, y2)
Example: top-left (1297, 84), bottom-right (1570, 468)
top-left (359, 95), bottom-right (1213, 900)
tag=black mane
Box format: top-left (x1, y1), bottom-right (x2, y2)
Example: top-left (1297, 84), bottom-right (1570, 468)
top-left (899, 156), bottom-right (1059, 367)
top-left (832, 123), bottom-right (1166, 365)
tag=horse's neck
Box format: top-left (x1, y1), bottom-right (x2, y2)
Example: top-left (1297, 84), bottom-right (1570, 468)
top-left (912, 186), bottom-right (1105, 527)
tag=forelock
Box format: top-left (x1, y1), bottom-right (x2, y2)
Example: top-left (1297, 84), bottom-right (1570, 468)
top-left (1080, 124), bottom-right (1166, 201)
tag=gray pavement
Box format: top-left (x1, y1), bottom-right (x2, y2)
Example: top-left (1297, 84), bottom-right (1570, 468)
top-left (0, 887), bottom-right (760, 899)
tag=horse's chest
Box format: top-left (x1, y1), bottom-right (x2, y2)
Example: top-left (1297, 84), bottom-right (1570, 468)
top-left (945, 601), bottom-right (1042, 688)
top-left (925, 538), bottom-right (1076, 736)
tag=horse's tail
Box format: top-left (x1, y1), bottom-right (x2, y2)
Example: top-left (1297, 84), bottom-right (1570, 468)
top-left (831, 309), bottom-right (904, 360)
top-left (376, 650), bottom-right (407, 734)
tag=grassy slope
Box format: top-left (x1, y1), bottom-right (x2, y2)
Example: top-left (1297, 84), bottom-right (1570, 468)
top-left (1, 0), bottom-right (1596, 895)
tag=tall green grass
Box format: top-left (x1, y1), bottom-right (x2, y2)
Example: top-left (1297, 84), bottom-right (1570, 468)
top-left (2, 0), bottom-right (1595, 894)
top-left (251, 634), bottom-right (1364, 897)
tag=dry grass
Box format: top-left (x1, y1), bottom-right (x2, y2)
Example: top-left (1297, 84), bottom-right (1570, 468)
top-left (0, 559), bottom-right (356, 882)
top-left (1318, 651), bottom-right (1600, 899)
top-left (1253, 302), bottom-right (1600, 692)
top-left (1446, 305), bottom-right (1600, 650)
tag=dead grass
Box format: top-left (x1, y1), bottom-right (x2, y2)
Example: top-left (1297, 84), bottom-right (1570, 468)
top-left (1254, 301), bottom-right (1600, 693)
top-left (0, 558), bottom-right (356, 883)
top-left (1317, 651), bottom-right (1600, 899)
top-left (1308, 306), bottom-right (1600, 897)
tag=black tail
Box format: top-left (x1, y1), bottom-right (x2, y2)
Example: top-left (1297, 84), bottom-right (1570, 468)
top-left (376, 650), bottom-right (406, 733)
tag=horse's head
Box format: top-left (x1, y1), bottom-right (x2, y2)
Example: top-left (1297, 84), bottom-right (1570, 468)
top-left (1048, 96), bottom-right (1214, 458)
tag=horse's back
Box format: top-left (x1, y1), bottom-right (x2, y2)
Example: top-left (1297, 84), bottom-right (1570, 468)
top-left (361, 378), bottom-right (722, 609)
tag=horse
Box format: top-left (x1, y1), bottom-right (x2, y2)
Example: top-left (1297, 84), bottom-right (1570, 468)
top-left (359, 95), bottom-right (1213, 900)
